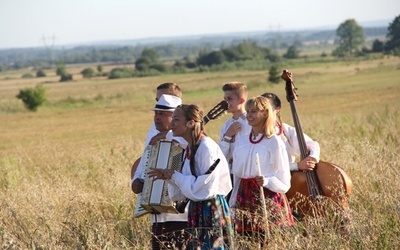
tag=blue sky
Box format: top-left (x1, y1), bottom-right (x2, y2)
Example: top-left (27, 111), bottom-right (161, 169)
top-left (0, 0), bottom-right (398, 49)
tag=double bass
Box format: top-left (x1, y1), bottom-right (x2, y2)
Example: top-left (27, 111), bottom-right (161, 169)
top-left (281, 70), bottom-right (352, 218)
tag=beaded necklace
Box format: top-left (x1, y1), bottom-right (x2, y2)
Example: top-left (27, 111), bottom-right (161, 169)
top-left (249, 132), bottom-right (265, 144)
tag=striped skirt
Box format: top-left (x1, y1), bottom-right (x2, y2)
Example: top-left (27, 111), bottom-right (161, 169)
top-left (235, 178), bottom-right (295, 233)
top-left (187, 195), bottom-right (234, 250)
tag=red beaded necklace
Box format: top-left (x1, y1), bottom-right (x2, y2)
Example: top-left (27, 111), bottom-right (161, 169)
top-left (185, 146), bottom-right (191, 159)
top-left (249, 132), bottom-right (265, 144)
top-left (276, 122), bottom-right (283, 135)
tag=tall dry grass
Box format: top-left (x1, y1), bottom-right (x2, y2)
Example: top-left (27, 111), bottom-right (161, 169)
top-left (1, 57), bottom-right (399, 249)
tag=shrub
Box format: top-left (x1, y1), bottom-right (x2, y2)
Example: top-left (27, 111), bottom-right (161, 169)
top-left (108, 68), bottom-right (135, 79)
top-left (97, 64), bottom-right (103, 73)
top-left (36, 69), bottom-right (46, 77)
top-left (266, 52), bottom-right (281, 63)
top-left (81, 68), bottom-right (95, 78)
top-left (284, 45), bottom-right (301, 59)
top-left (268, 65), bottom-right (281, 83)
top-left (22, 73), bottom-right (34, 78)
top-left (134, 57), bottom-right (151, 71)
top-left (16, 85), bottom-right (47, 111)
top-left (60, 73), bottom-right (73, 82)
top-left (149, 63), bottom-right (168, 72)
top-left (56, 64), bottom-right (67, 76)
top-left (56, 62), bottom-right (73, 82)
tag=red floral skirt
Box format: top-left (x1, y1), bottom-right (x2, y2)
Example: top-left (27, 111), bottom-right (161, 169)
top-left (235, 178), bottom-right (295, 233)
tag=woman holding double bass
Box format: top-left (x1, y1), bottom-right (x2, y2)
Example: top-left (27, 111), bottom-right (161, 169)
top-left (263, 70), bottom-right (352, 220)
top-left (261, 92), bottom-right (320, 220)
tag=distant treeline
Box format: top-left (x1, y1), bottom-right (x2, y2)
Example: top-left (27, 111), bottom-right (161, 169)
top-left (0, 27), bottom-right (387, 71)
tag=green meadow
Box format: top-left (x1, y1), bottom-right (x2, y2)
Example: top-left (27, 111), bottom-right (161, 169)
top-left (0, 56), bottom-right (399, 249)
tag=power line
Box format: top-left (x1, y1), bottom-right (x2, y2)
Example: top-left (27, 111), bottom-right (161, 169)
top-left (41, 34), bottom-right (57, 49)
top-left (41, 34), bottom-right (58, 63)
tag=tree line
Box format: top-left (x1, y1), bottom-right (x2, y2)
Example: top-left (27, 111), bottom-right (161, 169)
top-left (6, 16), bottom-right (400, 79)
top-left (1, 17), bottom-right (397, 72)
top-left (12, 15), bottom-right (400, 84)
top-left (98, 16), bottom-right (400, 80)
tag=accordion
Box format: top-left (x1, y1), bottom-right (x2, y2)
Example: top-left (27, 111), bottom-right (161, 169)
top-left (134, 140), bottom-right (184, 217)
top-left (133, 145), bottom-right (151, 218)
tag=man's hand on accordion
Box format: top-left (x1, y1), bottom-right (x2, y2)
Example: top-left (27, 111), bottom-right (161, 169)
top-left (148, 168), bottom-right (174, 181)
top-left (132, 178), bottom-right (144, 194)
top-left (148, 131), bottom-right (168, 145)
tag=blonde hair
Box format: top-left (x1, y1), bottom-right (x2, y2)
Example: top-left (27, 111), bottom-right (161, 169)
top-left (222, 82), bottom-right (248, 99)
top-left (245, 96), bottom-right (275, 138)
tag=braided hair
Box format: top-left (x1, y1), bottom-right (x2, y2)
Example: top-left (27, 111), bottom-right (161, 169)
top-left (176, 104), bottom-right (206, 176)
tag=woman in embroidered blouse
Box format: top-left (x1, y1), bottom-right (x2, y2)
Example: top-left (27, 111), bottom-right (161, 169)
top-left (148, 104), bottom-right (234, 250)
top-left (261, 92), bottom-right (320, 172)
top-left (230, 96), bottom-right (294, 241)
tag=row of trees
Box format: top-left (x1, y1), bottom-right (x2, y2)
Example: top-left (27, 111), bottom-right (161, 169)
top-left (41, 36), bottom-right (307, 81)
top-left (1, 17), bottom-right (396, 72)
top-left (104, 14), bottom-right (398, 79)
top-left (62, 15), bottom-right (400, 81)
top-left (30, 14), bottom-right (400, 82)
top-left (103, 40), bottom-right (302, 79)
top-left (15, 15), bottom-right (400, 83)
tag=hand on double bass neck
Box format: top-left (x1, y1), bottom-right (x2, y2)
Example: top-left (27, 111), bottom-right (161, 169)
top-left (297, 156), bottom-right (317, 171)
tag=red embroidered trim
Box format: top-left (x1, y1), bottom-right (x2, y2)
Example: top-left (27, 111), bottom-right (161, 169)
top-left (185, 147), bottom-right (191, 159)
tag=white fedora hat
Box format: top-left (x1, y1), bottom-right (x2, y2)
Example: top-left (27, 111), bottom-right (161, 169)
top-left (152, 94), bottom-right (182, 112)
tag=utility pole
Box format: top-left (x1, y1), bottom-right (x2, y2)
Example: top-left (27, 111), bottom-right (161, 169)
top-left (41, 34), bottom-right (57, 64)
top-left (269, 23), bottom-right (282, 50)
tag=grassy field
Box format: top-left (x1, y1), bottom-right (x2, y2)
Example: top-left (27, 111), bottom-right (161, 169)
top-left (0, 56), bottom-right (399, 249)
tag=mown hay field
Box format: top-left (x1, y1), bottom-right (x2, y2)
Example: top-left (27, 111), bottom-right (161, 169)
top-left (0, 57), bottom-right (399, 249)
